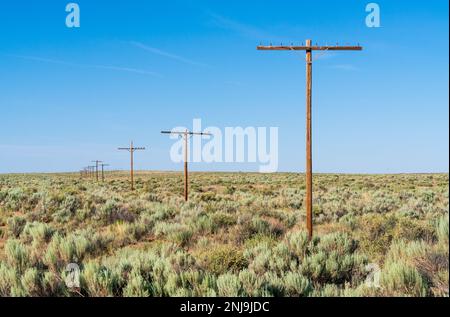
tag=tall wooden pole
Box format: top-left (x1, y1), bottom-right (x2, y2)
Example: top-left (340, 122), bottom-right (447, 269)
top-left (92, 160), bottom-right (102, 182)
top-left (100, 163), bottom-right (109, 182)
top-left (184, 130), bottom-right (189, 201)
top-left (257, 40), bottom-right (362, 240)
top-left (118, 142), bottom-right (145, 191)
top-left (161, 130), bottom-right (211, 202)
top-left (130, 141), bottom-right (134, 191)
top-left (305, 39), bottom-right (313, 240)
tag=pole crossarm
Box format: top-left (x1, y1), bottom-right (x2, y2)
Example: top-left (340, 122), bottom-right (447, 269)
top-left (118, 147), bottom-right (146, 151)
top-left (161, 131), bottom-right (212, 136)
top-left (257, 45), bottom-right (362, 51)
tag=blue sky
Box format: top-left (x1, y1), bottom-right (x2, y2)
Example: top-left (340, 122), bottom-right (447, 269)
top-left (0, 0), bottom-right (448, 173)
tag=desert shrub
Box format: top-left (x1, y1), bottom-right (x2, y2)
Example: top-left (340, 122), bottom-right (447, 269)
top-left (199, 191), bottom-right (218, 202)
top-left (94, 199), bottom-right (135, 225)
top-left (81, 262), bottom-right (121, 297)
top-left (165, 270), bottom-right (212, 297)
top-left (357, 214), bottom-right (398, 261)
top-left (44, 230), bottom-right (106, 270)
top-left (211, 212), bottom-right (237, 229)
top-left (42, 271), bottom-right (66, 296)
top-left (251, 217), bottom-right (271, 236)
top-left (123, 268), bottom-right (151, 297)
top-left (21, 221), bottom-right (54, 243)
top-left (285, 231), bottom-right (311, 260)
top-left (435, 214), bottom-right (449, 245)
top-left (170, 228), bottom-right (193, 247)
top-left (244, 234), bottom-right (278, 250)
top-left (362, 191), bottom-right (399, 214)
top-left (150, 204), bottom-right (175, 222)
top-left (0, 263), bottom-right (18, 296)
top-left (261, 271), bottom-right (285, 296)
top-left (339, 212), bottom-right (357, 230)
top-left (20, 267), bottom-right (42, 296)
top-left (380, 261), bottom-right (427, 297)
top-left (4, 188), bottom-right (26, 211)
top-left (225, 185), bottom-right (236, 195)
top-left (7, 216), bottom-right (26, 238)
top-left (238, 269), bottom-right (264, 296)
top-left (216, 274), bottom-right (242, 297)
top-left (154, 222), bottom-right (193, 247)
top-left (5, 239), bottom-right (30, 273)
top-left (384, 239), bottom-right (448, 297)
top-left (200, 245), bottom-right (248, 275)
top-left (393, 218), bottom-right (434, 242)
top-left (245, 242), bottom-right (293, 276)
top-left (283, 272), bottom-right (311, 296)
top-left (53, 195), bottom-right (81, 223)
top-left (191, 214), bottom-right (215, 234)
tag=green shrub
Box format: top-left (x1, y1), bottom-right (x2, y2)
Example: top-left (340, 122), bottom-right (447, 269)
top-left (0, 263), bottom-right (18, 296)
top-left (81, 262), bottom-right (121, 297)
top-left (357, 214), bottom-right (398, 261)
top-left (123, 269), bottom-right (150, 297)
top-left (283, 272), bottom-right (311, 296)
top-left (21, 267), bottom-right (42, 296)
top-left (7, 216), bottom-right (26, 238)
top-left (201, 245), bottom-right (248, 275)
top-left (42, 271), bottom-right (66, 296)
top-left (435, 215), bottom-right (449, 245)
top-left (155, 222), bottom-right (193, 247)
top-left (21, 221), bottom-right (54, 243)
top-left (216, 274), bottom-right (242, 297)
top-left (5, 239), bottom-right (30, 273)
top-left (285, 231), bottom-right (311, 260)
top-left (238, 270), bottom-right (263, 296)
top-left (381, 261), bottom-right (427, 297)
top-left (44, 230), bottom-right (106, 270)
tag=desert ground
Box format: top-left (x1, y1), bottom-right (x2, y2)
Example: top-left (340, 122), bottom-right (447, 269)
top-left (0, 172), bottom-right (448, 297)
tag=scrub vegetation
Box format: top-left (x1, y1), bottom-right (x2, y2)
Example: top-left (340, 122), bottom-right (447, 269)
top-left (0, 172), bottom-right (448, 297)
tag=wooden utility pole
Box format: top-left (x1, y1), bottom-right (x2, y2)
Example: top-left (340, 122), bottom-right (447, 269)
top-left (118, 141), bottom-right (145, 191)
top-left (161, 129), bottom-right (211, 201)
top-left (88, 166), bottom-right (95, 179)
top-left (82, 167), bottom-right (88, 179)
top-left (100, 163), bottom-right (109, 182)
top-left (257, 40), bottom-right (362, 239)
top-left (92, 160), bottom-right (103, 182)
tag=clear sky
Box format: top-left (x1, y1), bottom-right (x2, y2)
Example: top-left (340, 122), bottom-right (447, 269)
top-left (0, 0), bottom-right (448, 174)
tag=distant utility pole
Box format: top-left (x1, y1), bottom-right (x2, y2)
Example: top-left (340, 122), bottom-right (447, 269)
top-left (88, 166), bottom-right (95, 179)
top-left (82, 167), bottom-right (89, 179)
top-left (92, 160), bottom-right (103, 182)
top-left (257, 40), bottom-right (362, 240)
top-left (118, 141), bottom-right (145, 191)
top-left (161, 129), bottom-right (211, 201)
top-left (100, 163), bottom-right (110, 182)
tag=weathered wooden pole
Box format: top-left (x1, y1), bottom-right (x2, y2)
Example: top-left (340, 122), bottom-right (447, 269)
top-left (92, 160), bottom-right (103, 182)
top-left (161, 129), bottom-right (212, 202)
top-left (257, 40), bottom-right (362, 239)
top-left (130, 141), bottom-right (134, 190)
top-left (184, 130), bottom-right (189, 201)
top-left (305, 39), bottom-right (313, 240)
top-left (100, 163), bottom-right (109, 182)
top-left (118, 142), bottom-right (145, 191)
